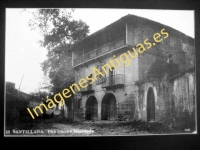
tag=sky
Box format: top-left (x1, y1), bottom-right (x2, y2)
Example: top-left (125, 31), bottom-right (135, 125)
top-left (5, 9), bottom-right (194, 94)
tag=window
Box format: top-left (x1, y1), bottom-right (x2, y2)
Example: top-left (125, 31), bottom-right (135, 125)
top-left (167, 53), bottom-right (172, 63)
top-left (88, 74), bottom-right (92, 91)
top-left (78, 99), bottom-right (82, 109)
top-left (182, 43), bottom-right (187, 52)
top-left (109, 67), bottom-right (115, 85)
top-left (96, 63), bottom-right (106, 85)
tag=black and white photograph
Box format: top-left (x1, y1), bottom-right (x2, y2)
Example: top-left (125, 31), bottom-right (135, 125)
top-left (5, 8), bottom-right (196, 136)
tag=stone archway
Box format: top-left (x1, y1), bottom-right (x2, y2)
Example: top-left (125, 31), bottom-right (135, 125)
top-left (101, 93), bottom-right (117, 120)
top-left (85, 96), bottom-right (98, 120)
top-left (147, 87), bottom-right (155, 122)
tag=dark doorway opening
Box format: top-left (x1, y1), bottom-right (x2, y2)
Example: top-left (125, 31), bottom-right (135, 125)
top-left (101, 93), bottom-right (117, 120)
top-left (85, 96), bottom-right (98, 120)
top-left (109, 67), bottom-right (115, 85)
top-left (87, 74), bottom-right (92, 91)
top-left (147, 87), bottom-right (155, 122)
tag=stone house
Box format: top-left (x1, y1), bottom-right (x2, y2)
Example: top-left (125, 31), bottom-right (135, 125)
top-left (68, 14), bottom-right (195, 123)
top-left (6, 82), bottom-right (51, 120)
top-left (6, 82), bottom-right (31, 121)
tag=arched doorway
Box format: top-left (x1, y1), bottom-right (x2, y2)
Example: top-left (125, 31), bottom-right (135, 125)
top-left (147, 87), bottom-right (155, 122)
top-left (85, 96), bottom-right (98, 120)
top-left (101, 93), bottom-right (117, 120)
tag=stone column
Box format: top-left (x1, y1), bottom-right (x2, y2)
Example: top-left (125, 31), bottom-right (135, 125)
top-left (98, 102), bottom-right (101, 120)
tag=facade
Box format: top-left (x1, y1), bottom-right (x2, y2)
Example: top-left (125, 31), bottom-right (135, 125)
top-left (69, 15), bottom-right (195, 123)
top-left (6, 82), bottom-right (53, 120)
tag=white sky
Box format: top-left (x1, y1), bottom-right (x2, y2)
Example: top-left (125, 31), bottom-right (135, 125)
top-left (5, 9), bottom-right (194, 94)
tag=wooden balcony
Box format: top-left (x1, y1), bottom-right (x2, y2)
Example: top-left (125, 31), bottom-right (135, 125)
top-left (73, 36), bottom-right (126, 67)
top-left (77, 84), bottom-right (94, 94)
top-left (101, 74), bottom-right (124, 88)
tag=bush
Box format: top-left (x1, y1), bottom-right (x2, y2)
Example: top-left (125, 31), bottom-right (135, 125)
top-left (158, 103), bottom-right (195, 132)
top-left (173, 106), bottom-right (196, 131)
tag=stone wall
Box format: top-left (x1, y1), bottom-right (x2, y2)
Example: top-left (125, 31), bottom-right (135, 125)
top-left (173, 70), bottom-right (195, 113)
top-left (137, 68), bottom-right (195, 128)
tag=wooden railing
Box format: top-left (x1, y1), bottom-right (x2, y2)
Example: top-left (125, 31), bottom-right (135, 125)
top-left (73, 36), bottom-right (126, 66)
top-left (101, 74), bottom-right (124, 88)
top-left (78, 83), bottom-right (94, 94)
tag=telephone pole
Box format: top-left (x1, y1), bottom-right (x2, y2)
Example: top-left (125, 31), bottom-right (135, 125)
top-left (17, 74), bottom-right (24, 97)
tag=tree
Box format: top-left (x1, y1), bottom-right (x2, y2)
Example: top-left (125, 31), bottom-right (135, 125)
top-left (28, 9), bottom-right (89, 94)
top-left (29, 91), bottom-right (49, 100)
top-left (37, 75), bottom-right (53, 93)
top-left (29, 91), bottom-right (52, 119)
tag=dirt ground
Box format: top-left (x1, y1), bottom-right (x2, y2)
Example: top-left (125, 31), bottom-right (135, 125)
top-left (6, 118), bottom-right (193, 136)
